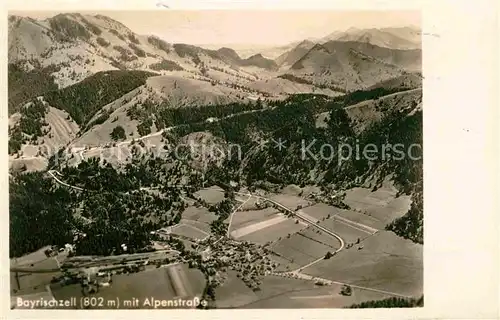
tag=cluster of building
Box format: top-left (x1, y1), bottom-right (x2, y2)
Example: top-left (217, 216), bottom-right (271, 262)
top-left (198, 238), bottom-right (277, 291)
top-left (43, 244), bottom-right (75, 257)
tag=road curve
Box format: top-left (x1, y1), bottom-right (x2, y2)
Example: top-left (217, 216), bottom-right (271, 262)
top-left (48, 173), bottom-right (345, 253)
top-left (231, 190), bottom-right (345, 252)
top-left (226, 195), bottom-right (253, 238)
top-left (48, 170), bottom-right (85, 191)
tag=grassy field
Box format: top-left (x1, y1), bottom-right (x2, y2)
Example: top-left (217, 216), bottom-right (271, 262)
top-left (215, 273), bottom-right (323, 309)
top-left (180, 219), bottom-right (212, 234)
top-left (11, 270), bottom-right (61, 297)
top-left (318, 217), bottom-right (374, 245)
top-left (229, 208), bottom-right (281, 232)
top-left (192, 270), bottom-right (402, 309)
top-left (11, 255), bottom-right (63, 296)
top-left (231, 274), bottom-right (390, 308)
top-left (171, 224), bottom-right (209, 241)
top-left (344, 187), bottom-right (411, 224)
top-left (181, 206), bottom-right (218, 224)
top-left (268, 193), bottom-right (312, 210)
top-left (10, 246), bottom-right (52, 267)
top-left (298, 226), bottom-right (343, 251)
top-left (267, 253), bottom-right (298, 272)
top-left (299, 203), bottom-right (347, 221)
top-left (244, 280), bottom-right (395, 308)
top-left (194, 186), bottom-right (225, 204)
top-left (236, 196), bottom-right (261, 210)
top-left (244, 275), bottom-right (318, 308)
top-left (303, 231), bottom-right (423, 297)
top-left (238, 218), bottom-right (304, 245)
top-left (336, 209), bottom-right (386, 230)
top-left (231, 215), bottom-right (287, 239)
top-left (52, 267), bottom-right (176, 308)
top-left (215, 271), bottom-right (259, 308)
top-left (167, 263), bottom-right (196, 297)
top-left (270, 233), bottom-right (333, 269)
top-left (51, 263), bottom-right (206, 309)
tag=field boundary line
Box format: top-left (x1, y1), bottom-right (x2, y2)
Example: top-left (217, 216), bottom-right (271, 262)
top-left (173, 223), bottom-right (211, 237)
top-left (226, 195), bottom-right (252, 238)
top-left (332, 217), bottom-right (375, 235)
top-left (333, 215), bottom-right (378, 234)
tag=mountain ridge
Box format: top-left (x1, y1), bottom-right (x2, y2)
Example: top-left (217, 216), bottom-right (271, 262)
top-left (8, 12), bottom-right (423, 169)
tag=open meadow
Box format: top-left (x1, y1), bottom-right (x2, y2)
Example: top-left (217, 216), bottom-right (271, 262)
top-left (229, 208), bottom-right (281, 232)
top-left (299, 203), bottom-right (346, 221)
top-left (237, 218), bottom-right (305, 245)
top-left (11, 254), bottom-right (63, 297)
top-left (181, 206), bottom-right (218, 224)
top-left (217, 274), bottom-right (395, 308)
top-left (51, 263), bottom-right (206, 309)
top-left (215, 271), bottom-right (259, 308)
top-left (317, 216), bottom-right (374, 244)
top-left (270, 233), bottom-right (333, 270)
top-left (194, 186), bottom-right (226, 205)
top-left (344, 187), bottom-right (412, 224)
top-left (303, 231), bottom-right (423, 297)
top-left (171, 224), bottom-right (210, 241)
top-left (180, 219), bottom-right (212, 234)
top-left (268, 193), bottom-right (312, 210)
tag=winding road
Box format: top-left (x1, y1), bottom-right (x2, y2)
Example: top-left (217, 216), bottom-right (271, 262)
top-left (44, 173), bottom-right (413, 299)
top-left (48, 170), bottom-right (85, 191)
top-left (232, 190), bottom-right (345, 252)
top-left (226, 195), bottom-right (253, 238)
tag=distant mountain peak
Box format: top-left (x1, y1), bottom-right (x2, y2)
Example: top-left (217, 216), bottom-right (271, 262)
top-left (217, 47), bottom-right (240, 58)
top-left (297, 39), bottom-right (315, 48)
top-left (309, 43), bottom-right (331, 54)
top-left (243, 53), bottom-right (278, 70)
top-left (249, 53), bottom-right (264, 59)
top-left (321, 26), bottom-right (421, 50)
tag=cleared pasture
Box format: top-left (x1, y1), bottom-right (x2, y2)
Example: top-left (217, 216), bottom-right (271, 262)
top-left (297, 227), bottom-right (342, 251)
top-left (216, 274), bottom-right (319, 308)
top-left (237, 219), bottom-right (305, 245)
top-left (194, 186), bottom-right (225, 204)
top-left (181, 206), bottom-right (218, 224)
top-left (215, 271), bottom-right (258, 308)
top-left (333, 214), bottom-right (378, 234)
top-left (303, 231), bottom-right (423, 297)
top-left (171, 224), bottom-right (209, 241)
top-left (317, 217), bottom-right (373, 244)
top-left (336, 209), bottom-right (385, 231)
top-left (52, 267), bottom-right (176, 307)
top-left (231, 215), bottom-right (287, 239)
top-left (11, 271), bottom-right (61, 297)
top-left (268, 193), bottom-right (312, 210)
top-left (167, 263), bottom-right (192, 297)
top-left (10, 246), bottom-right (52, 268)
top-left (299, 203), bottom-right (346, 221)
top-left (344, 187), bottom-right (411, 224)
top-left (229, 208), bottom-right (281, 232)
top-left (11, 256), bottom-right (63, 296)
top-left (271, 234), bottom-right (333, 268)
top-left (245, 281), bottom-right (395, 308)
top-left (52, 264), bottom-right (206, 308)
top-left (286, 284), bottom-right (395, 308)
top-left (180, 219), bottom-right (212, 234)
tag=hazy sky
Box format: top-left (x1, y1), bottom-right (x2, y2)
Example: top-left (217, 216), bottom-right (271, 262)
top-left (14, 10), bottom-right (420, 46)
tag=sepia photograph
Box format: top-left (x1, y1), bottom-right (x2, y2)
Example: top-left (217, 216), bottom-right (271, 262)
top-left (7, 9), bottom-right (424, 310)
